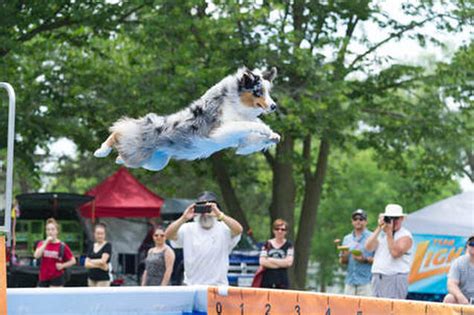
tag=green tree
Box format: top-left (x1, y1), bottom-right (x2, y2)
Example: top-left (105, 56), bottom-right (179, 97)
top-left (1, 1), bottom-right (471, 289)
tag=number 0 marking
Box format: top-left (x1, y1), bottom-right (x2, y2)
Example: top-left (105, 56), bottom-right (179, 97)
top-left (216, 302), bottom-right (222, 314)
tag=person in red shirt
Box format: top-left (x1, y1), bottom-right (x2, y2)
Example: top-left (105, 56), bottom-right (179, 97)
top-left (34, 218), bottom-right (76, 287)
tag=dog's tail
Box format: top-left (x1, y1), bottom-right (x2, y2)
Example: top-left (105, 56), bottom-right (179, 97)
top-left (110, 114), bottom-right (163, 168)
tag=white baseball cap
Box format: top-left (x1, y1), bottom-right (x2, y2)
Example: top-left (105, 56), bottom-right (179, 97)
top-left (382, 204), bottom-right (406, 217)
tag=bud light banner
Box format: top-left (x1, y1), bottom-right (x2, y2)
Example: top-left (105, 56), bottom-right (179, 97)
top-left (408, 234), bottom-right (467, 294)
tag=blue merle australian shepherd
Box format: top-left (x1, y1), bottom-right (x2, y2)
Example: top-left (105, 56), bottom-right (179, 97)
top-left (94, 67), bottom-right (280, 171)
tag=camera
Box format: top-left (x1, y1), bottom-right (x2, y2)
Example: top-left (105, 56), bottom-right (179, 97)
top-left (194, 202), bottom-right (212, 214)
top-left (383, 216), bottom-right (394, 224)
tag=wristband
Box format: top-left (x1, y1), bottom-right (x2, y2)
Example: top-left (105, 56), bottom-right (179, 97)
top-left (217, 213), bottom-right (225, 221)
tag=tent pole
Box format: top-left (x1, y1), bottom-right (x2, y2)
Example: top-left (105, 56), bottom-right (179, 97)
top-left (92, 199), bottom-right (96, 224)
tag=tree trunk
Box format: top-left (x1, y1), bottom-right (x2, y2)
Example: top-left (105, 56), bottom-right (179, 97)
top-left (293, 139), bottom-right (330, 289)
top-left (268, 135), bottom-right (296, 239)
top-left (19, 177), bottom-right (30, 194)
top-left (464, 147), bottom-right (474, 182)
top-left (210, 152), bottom-right (250, 233)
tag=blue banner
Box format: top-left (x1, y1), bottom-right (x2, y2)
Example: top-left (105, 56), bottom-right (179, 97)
top-left (408, 234), bottom-right (467, 294)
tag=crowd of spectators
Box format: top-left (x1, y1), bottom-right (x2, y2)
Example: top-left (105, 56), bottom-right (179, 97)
top-left (32, 196), bottom-right (473, 305)
top-left (337, 204), bottom-right (473, 305)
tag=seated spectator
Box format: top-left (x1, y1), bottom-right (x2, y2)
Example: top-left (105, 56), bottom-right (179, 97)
top-left (443, 235), bottom-right (474, 305)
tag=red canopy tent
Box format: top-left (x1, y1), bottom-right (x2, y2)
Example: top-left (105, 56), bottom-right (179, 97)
top-left (80, 167), bottom-right (163, 219)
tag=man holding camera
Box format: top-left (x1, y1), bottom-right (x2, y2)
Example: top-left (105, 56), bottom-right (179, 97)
top-left (365, 204), bottom-right (413, 299)
top-left (339, 209), bottom-right (374, 296)
top-left (165, 191), bottom-right (243, 285)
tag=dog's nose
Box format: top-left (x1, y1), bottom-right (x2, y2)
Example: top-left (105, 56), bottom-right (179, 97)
top-left (270, 103), bottom-right (277, 111)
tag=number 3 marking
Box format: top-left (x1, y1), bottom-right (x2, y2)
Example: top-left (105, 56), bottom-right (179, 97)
top-left (295, 305), bottom-right (301, 315)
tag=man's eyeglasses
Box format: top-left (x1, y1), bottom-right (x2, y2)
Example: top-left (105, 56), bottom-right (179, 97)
top-left (468, 241), bottom-right (474, 247)
top-left (153, 234), bottom-right (165, 237)
top-left (274, 228), bottom-right (287, 232)
top-left (352, 216), bottom-right (366, 222)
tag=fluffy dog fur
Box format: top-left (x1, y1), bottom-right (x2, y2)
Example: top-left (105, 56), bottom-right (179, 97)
top-left (94, 67), bottom-right (280, 171)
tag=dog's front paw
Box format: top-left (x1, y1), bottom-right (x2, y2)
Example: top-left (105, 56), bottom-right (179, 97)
top-left (269, 132), bottom-right (281, 144)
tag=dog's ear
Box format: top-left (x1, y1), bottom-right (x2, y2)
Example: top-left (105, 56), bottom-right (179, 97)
top-left (238, 68), bottom-right (258, 90)
top-left (262, 67), bottom-right (277, 82)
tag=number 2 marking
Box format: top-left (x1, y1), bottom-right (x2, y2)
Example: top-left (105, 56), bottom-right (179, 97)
top-left (265, 303), bottom-right (271, 315)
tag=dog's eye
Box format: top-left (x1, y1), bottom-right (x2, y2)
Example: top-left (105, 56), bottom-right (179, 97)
top-left (253, 90), bottom-right (263, 97)
top-left (252, 82), bottom-right (263, 97)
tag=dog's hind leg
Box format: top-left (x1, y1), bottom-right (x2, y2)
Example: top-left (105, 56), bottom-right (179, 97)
top-left (94, 132), bottom-right (117, 158)
top-left (142, 151), bottom-right (171, 171)
top-left (115, 155), bottom-right (124, 165)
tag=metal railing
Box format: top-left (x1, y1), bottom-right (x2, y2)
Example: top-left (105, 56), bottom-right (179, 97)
top-left (0, 82), bottom-right (15, 237)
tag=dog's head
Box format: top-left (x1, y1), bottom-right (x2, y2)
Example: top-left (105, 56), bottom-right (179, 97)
top-left (237, 67), bottom-right (278, 115)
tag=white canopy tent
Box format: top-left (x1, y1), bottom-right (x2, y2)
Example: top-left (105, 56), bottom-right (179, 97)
top-left (404, 191), bottom-right (474, 237)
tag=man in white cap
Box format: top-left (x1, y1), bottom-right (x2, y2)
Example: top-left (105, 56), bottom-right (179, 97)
top-left (165, 191), bottom-right (243, 285)
top-left (443, 235), bottom-right (474, 305)
top-left (365, 204), bottom-right (413, 299)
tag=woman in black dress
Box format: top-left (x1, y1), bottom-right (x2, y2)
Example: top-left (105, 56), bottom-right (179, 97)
top-left (85, 223), bottom-right (112, 286)
top-left (259, 219), bottom-right (294, 289)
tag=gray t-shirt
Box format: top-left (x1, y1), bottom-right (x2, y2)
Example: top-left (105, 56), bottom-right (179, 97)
top-left (448, 254), bottom-right (474, 299)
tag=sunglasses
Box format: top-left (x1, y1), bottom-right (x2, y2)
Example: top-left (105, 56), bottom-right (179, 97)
top-left (352, 217), bottom-right (366, 221)
top-left (274, 228), bottom-right (287, 232)
top-left (153, 234), bottom-right (165, 237)
top-left (468, 241), bottom-right (474, 247)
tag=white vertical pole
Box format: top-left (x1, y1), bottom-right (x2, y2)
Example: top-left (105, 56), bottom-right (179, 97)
top-left (0, 82), bottom-right (15, 236)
